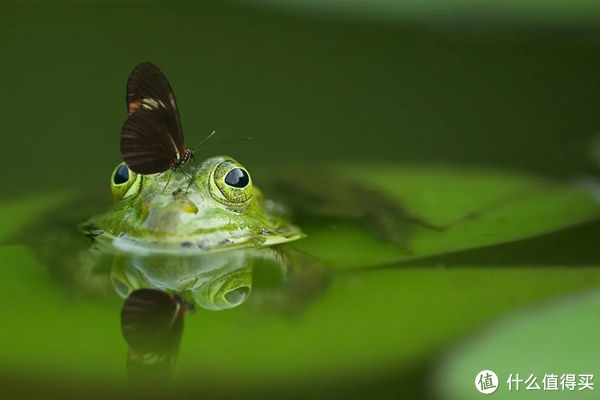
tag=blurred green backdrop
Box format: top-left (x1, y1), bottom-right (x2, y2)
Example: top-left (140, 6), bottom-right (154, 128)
top-left (3, 0), bottom-right (600, 197)
top-left (3, 1), bottom-right (600, 399)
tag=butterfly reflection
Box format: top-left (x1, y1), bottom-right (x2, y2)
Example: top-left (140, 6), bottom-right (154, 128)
top-left (120, 288), bottom-right (188, 383)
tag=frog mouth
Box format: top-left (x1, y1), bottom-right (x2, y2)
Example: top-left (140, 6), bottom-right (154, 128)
top-left (105, 226), bottom-right (305, 256)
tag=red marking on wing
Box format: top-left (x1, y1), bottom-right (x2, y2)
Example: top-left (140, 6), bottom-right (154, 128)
top-left (128, 101), bottom-right (141, 115)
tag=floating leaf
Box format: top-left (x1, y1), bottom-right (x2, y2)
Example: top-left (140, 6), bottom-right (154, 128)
top-left (434, 289), bottom-right (600, 399)
top-left (293, 165), bottom-right (600, 269)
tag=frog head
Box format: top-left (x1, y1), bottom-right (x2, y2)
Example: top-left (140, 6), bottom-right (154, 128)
top-left (83, 156), bottom-right (304, 254)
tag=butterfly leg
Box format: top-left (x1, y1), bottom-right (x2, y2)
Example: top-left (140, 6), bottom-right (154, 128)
top-left (182, 167), bottom-right (196, 194)
top-left (161, 171), bottom-right (173, 193)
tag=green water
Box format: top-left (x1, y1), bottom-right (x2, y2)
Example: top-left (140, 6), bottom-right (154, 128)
top-left (3, 1), bottom-right (600, 399)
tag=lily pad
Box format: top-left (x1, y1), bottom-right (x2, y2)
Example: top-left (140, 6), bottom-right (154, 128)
top-left (434, 289), bottom-right (600, 399)
top-left (294, 165), bottom-right (600, 269)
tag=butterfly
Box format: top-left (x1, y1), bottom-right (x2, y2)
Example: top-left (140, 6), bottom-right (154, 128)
top-left (120, 62), bottom-right (195, 175)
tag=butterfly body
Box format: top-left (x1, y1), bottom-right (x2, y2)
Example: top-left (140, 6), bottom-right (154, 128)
top-left (171, 148), bottom-right (195, 171)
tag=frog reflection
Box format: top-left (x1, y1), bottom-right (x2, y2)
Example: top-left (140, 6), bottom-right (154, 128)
top-left (91, 246), bottom-right (328, 383)
top-left (110, 249), bottom-right (259, 311)
top-left (106, 247), bottom-right (328, 309)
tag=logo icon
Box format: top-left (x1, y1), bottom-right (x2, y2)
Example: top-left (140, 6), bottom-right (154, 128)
top-left (476, 370), bottom-right (498, 394)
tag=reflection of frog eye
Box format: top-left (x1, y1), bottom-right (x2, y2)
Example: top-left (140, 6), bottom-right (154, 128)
top-left (110, 162), bottom-right (139, 200)
top-left (191, 266), bottom-right (252, 310)
top-left (210, 160), bottom-right (253, 207)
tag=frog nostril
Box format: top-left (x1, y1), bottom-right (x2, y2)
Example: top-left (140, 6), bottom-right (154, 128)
top-left (224, 286), bottom-right (250, 305)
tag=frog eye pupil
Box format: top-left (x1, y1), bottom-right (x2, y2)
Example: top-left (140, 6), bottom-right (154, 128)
top-left (224, 168), bottom-right (249, 188)
top-left (114, 164), bottom-right (129, 185)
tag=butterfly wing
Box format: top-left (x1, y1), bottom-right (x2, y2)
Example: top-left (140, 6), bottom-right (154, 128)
top-left (121, 108), bottom-right (180, 174)
top-left (121, 62), bottom-right (184, 173)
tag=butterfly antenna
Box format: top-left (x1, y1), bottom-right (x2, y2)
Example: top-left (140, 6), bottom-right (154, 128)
top-left (199, 137), bottom-right (253, 150)
top-left (191, 130), bottom-right (216, 150)
top-left (216, 137), bottom-right (252, 146)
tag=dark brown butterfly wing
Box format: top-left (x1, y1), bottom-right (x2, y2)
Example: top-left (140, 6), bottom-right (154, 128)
top-left (122, 62), bottom-right (184, 173)
top-left (121, 108), bottom-right (179, 174)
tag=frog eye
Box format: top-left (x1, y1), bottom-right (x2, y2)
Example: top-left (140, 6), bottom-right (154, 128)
top-left (224, 168), bottom-right (250, 188)
top-left (110, 162), bottom-right (139, 200)
top-left (113, 164), bottom-right (130, 185)
top-left (210, 160), bottom-right (253, 207)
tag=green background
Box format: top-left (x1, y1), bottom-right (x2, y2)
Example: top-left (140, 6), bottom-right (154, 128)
top-left (3, 0), bottom-right (600, 196)
top-left (3, 1), bottom-right (600, 399)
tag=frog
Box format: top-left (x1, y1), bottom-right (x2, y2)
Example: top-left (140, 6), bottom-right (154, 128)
top-left (73, 155), bottom-right (330, 311)
top-left (80, 155), bottom-right (305, 255)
